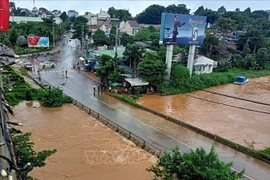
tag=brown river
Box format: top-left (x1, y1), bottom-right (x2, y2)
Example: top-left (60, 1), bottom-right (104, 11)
top-left (10, 102), bottom-right (154, 180)
top-left (138, 76), bottom-right (270, 150)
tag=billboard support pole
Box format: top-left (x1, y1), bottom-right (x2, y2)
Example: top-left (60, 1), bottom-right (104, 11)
top-left (187, 45), bottom-right (196, 76)
top-left (164, 45), bottom-right (174, 82)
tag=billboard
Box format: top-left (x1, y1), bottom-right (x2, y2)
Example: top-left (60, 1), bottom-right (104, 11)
top-left (159, 13), bottom-right (207, 46)
top-left (0, 0), bottom-right (10, 31)
top-left (28, 36), bottom-right (50, 47)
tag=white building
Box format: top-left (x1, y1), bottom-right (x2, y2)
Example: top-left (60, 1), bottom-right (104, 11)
top-left (68, 10), bottom-right (79, 17)
top-left (9, 16), bottom-right (62, 24)
top-left (193, 56), bottom-right (217, 75)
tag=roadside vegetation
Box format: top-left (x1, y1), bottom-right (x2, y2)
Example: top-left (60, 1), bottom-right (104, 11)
top-left (2, 66), bottom-right (72, 179)
top-left (3, 66), bottom-right (72, 107)
top-left (11, 131), bottom-right (56, 180)
top-left (148, 146), bottom-right (244, 180)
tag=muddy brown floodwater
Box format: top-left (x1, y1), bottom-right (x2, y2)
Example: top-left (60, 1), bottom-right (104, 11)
top-left (10, 101), bottom-right (154, 180)
top-left (138, 76), bottom-right (270, 150)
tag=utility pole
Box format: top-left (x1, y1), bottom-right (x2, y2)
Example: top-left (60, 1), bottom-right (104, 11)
top-left (52, 22), bottom-right (55, 47)
top-left (81, 25), bottom-right (84, 53)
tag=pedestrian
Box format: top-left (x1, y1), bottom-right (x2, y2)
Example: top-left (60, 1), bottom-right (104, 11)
top-left (38, 75), bottom-right (41, 82)
top-left (93, 85), bottom-right (96, 96)
top-left (65, 70), bottom-right (68, 78)
top-left (98, 85), bottom-right (100, 93)
top-left (109, 86), bottom-right (112, 93)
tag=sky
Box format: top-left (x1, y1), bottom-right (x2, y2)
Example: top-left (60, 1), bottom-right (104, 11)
top-left (12, 0), bottom-right (270, 16)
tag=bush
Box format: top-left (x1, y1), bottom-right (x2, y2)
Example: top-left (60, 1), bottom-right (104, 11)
top-left (216, 60), bottom-right (232, 72)
top-left (259, 147), bottom-right (270, 156)
top-left (41, 88), bottom-right (71, 107)
top-left (171, 64), bottom-right (190, 85)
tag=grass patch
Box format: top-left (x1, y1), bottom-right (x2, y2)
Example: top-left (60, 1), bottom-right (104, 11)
top-left (18, 67), bottom-right (30, 77)
top-left (162, 63), bottom-right (270, 95)
top-left (259, 147), bottom-right (270, 156)
top-left (110, 93), bottom-right (139, 105)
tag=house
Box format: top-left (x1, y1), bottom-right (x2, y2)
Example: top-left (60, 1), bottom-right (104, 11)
top-left (68, 10), bottom-right (78, 17)
top-left (89, 24), bottom-right (110, 34)
top-left (120, 20), bottom-right (140, 35)
top-left (193, 56), bottom-right (217, 75)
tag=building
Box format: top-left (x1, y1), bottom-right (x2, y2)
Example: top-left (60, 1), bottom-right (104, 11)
top-left (120, 20), bottom-right (140, 35)
top-left (9, 16), bottom-right (63, 24)
top-left (139, 23), bottom-right (161, 30)
top-left (68, 10), bottom-right (79, 17)
top-left (97, 9), bottom-right (110, 20)
top-left (193, 56), bottom-right (217, 75)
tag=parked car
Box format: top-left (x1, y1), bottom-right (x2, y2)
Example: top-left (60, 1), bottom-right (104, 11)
top-left (40, 61), bottom-right (56, 69)
top-left (24, 62), bottom-right (33, 70)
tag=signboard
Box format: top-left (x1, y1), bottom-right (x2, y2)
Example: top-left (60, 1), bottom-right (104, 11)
top-left (28, 36), bottom-right (49, 47)
top-left (0, 0), bottom-right (10, 31)
top-left (159, 13), bottom-right (207, 46)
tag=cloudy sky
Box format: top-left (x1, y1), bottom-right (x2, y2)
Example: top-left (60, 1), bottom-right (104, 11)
top-left (12, 0), bottom-right (269, 16)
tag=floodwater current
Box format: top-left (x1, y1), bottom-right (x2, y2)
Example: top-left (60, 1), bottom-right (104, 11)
top-left (10, 101), bottom-right (154, 180)
top-left (138, 76), bottom-right (270, 150)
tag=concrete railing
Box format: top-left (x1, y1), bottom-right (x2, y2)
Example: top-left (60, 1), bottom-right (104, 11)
top-left (72, 99), bottom-right (162, 155)
top-left (110, 93), bottom-right (270, 164)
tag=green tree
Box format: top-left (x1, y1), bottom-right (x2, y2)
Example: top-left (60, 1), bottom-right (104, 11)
top-left (123, 44), bottom-right (145, 77)
top-left (134, 28), bottom-right (151, 41)
top-left (136, 4), bottom-right (166, 24)
top-left (121, 32), bottom-right (134, 46)
top-left (243, 40), bottom-right (251, 55)
top-left (147, 147), bottom-right (244, 180)
top-left (138, 52), bottom-right (167, 87)
top-left (93, 29), bottom-right (109, 46)
top-left (60, 11), bottom-right (68, 22)
top-left (216, 17), bottom-right (236, 36)
top-left (11, 131), bottom-right (57, 179)
top-left (256, 47), bottom-right (269, 69)
top-left (245, 54), bottom-right (257, 69)
top-left (9, 28), bottom-right (18, 45)
top-left (109, 26), bottom-right (116, 46)
top-left (199, 34), bottom-right (220, 60)
top-left (171, 64), bottom-right (190, 85)
top-left (16, 35), bottom-right (27, 46)
top-left (96, 54), bottom-right (125, 87)
top-left (41, 88), bottom-right (72, 107)
top-left (166, 4), bottom-right (190, 14)
top-left (217, 6), bottom-right (226, 15)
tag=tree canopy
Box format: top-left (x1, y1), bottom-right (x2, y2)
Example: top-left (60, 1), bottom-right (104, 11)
top-left (147, 147), bottom-right (244, 180)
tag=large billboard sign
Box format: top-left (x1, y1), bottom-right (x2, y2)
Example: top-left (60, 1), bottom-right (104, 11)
top-left (0, 0), bottom-right (10, 31)
top-left (159, 13), bottom-right (207, 46)
top-left (28, 36), bottom-right (49, 47)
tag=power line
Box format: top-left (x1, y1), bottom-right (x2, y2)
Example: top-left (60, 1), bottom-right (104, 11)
top-left (188, 94), bottom-right (270, 115)
top-left (176, 81), bottom-right (270, 107)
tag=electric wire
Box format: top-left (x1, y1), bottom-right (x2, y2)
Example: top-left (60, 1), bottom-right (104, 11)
top-left (173, 81), bottom-right (270, 107)
top-left (187, 94), bottom-right (270, 115)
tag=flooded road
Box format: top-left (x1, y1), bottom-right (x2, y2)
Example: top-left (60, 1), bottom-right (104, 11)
top-left (138, 76), bottom-right (270, 150)
top-left (10, 101), bottom-right (153, 180)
